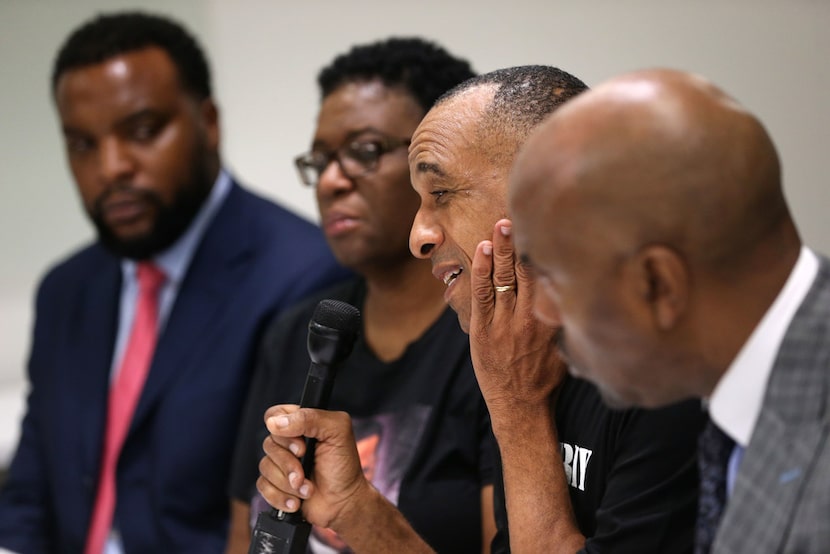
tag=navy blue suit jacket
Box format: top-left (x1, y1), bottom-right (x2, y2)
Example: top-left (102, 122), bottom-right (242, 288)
top-left (0, 181), bottom-right (349, 553)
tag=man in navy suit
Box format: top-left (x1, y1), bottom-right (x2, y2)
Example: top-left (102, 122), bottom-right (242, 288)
top-left (0, 11), bottom-right (347, 553)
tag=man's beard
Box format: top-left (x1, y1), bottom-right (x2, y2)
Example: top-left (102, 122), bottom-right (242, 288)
top-left (90, 165), bottom-right (213, 260)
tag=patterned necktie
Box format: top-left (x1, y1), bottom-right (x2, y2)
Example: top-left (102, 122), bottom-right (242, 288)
top-left (695, 417), bottom-right (736, 554)
top-left (85, 262), bottom-right (166, 554)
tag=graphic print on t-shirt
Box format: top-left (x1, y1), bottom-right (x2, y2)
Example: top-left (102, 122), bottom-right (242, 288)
top-left (308, 406), bottom-right (431, 553)
top-left (561, 441), bottom-right (593, 492)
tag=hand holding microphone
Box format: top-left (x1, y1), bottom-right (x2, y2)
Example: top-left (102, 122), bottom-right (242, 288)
top-left (249, 299), bottom-right (361, 554)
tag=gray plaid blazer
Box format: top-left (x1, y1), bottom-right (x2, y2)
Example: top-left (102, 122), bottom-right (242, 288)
top-left (713, 254), bottom-right (830, 553)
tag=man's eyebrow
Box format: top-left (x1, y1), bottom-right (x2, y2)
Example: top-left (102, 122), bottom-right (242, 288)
top-left (415, 161), bottom-right (445, 177)
top-left (61, 125), bottom-right (85, 136)
top-left (344, 127), bottom-right (383, 140)
top-left (312, 127), bottom-right (384, 151)
top-left (115, 108), bottom-right (165, 128)
top-left (61, 108), bottom-right (160, 136)
top-left (121, 108), bottom-right (159, 121)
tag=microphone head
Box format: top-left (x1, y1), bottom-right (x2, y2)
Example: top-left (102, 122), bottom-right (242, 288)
top-left (311, 299), bottom-right (361, 335)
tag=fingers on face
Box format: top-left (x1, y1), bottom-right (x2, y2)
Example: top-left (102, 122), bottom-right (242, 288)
top-left (471, 239), bottom-right (496, 318)
top-left (513, 240), bottom-right (536, 314)
top-left (504, 220), bottom-right (536, 314)
top-left (491, 220), bottom-right (519, 317)
top-left (491, 219), bottom-right (516, 289)
top-left (471, 219), bottom-right (521, 325)
top-left (514, 250), bottom-right (533, 286)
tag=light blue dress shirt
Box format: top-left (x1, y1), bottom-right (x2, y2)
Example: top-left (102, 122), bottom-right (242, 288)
top-left (104, 171), bottom-right (231, 553)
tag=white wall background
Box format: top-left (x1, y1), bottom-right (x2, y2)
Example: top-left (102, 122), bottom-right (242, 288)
top-left (1, 0), bottom-right (828, 466)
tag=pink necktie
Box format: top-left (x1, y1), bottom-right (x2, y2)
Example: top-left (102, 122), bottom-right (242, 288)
top-left (85, 262), bottom-right (165, 554)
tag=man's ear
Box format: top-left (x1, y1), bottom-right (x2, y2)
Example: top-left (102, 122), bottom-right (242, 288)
top-left (200, 97), bottom-right (220, 152)
top-left (635, 245), bottom-right (689, 330)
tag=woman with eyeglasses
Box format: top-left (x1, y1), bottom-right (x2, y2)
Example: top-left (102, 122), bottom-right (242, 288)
top-left (226, 37), bottom-right (497, 554)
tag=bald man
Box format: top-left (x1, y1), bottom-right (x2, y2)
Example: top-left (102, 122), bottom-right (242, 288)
top-left (511, 68), bottom-right (830, 553)
top-left (256, 66), bottom-right (704, 554)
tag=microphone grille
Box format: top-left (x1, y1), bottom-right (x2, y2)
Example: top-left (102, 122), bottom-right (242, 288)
top-left (311, 299), bottom-right (361, 334)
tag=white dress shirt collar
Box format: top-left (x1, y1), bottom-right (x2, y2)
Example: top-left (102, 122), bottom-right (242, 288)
top-left (709, 246), bottom-right (819, 447)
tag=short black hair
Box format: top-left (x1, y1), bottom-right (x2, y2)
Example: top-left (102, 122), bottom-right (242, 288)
top-left (441, 65), bottom-right (589, 142)
top-left (52, 11), bottom-right (212, 100)
top-left (317, 37), bottom-right (476, 112)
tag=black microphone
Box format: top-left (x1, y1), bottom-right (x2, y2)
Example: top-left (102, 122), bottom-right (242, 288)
top-left (249, 299), bottom-right (361, 554)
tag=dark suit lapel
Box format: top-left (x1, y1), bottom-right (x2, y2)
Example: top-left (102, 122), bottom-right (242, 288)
top-left (714, 255), bottom-right (830, 553)
top-left (715, 413), bottom-right (827, 553)
top-left (66, 254), bottom-right (121, 472)
top-left (130, 183), bottom-right (255, 430)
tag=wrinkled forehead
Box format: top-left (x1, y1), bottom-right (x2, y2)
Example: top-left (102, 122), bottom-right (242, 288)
top-left (411, 87), bottom-right (501, 167)
top-left (413, 86), bottom-right (494, 140)
top-left (415, 96), bottom-right (478, 141)
top-left (408, 107), bottom-right (475, 184)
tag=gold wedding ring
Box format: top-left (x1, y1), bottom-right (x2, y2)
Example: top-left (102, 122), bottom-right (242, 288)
top-left (494, 285), bottom-right (515, 293)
